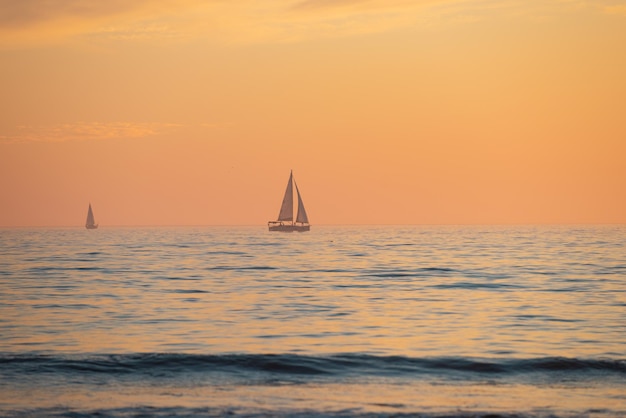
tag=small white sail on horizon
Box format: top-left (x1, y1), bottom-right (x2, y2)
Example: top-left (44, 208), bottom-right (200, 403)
top-left (85, 203), bottom-right (98, 230)
top-left (269, 171), bottom-right (310, 232)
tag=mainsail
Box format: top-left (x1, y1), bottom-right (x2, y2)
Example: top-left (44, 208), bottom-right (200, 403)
top-left (277, 171), bottom-right (294, 222)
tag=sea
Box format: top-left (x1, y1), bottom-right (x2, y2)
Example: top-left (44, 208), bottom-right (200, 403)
top-left (0, 225), bottom-right (625, 417)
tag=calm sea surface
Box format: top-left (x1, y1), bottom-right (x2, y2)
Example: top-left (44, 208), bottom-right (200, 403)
top-left (0, 225), bottom-right (625, 417)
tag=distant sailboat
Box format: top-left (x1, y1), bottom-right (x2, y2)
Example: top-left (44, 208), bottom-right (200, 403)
top-left (268, 171), bottom-right (310, 232)
top-left (85, 203), bottom-right (98, 230)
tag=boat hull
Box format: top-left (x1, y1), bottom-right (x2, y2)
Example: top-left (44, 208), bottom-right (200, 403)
top-left (86, 224), bottom-right (98, 230)
top-left (268, 222), bottom-right (310, 232)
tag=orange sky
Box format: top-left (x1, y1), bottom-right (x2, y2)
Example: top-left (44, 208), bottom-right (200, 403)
top-left (1, 0), bottom-right (625, 226)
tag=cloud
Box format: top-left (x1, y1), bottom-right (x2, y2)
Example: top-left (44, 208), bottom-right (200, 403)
top-left (0, 0), bottom-right (208, 28)
top-left (0, 122), bottom-right (182, 143)
top-left (0, 1), bottom-right (132, 28)
top-left (291, 0), bottom-right (378, 12)
top-left (556, 0), bottom-right (626, 16)
top-left (603, 4), bottom-right (626, 16)
top-left (0, 0), bottom-right (201, 48)
top-left (206, 0), bottom-right (484, 44)
top-left (1, 0), bottom-right (620, 48)
top-left (0, 0), bottom-right (487, 48)
top-left (88, 23), bottom-right (185, 42)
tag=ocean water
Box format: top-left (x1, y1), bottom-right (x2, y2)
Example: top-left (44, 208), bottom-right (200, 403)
top-left (0, 225), bottom-right (625, 417)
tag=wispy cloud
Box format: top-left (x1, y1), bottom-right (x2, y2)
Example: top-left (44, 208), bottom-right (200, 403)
top-left (292, 0), bottom-right (367, 10)
top-left (603, 4), bottom-right (626, 16)
top-left (0, 122), bottom-right (182, 144)
top-left (0, 0), bottom-right (442, 47)
top-left (194, 0), bottom-right (488, 44)
top-left (0, 0), bottom-right (201, 48)
top-left (1, 0), bottom-right (621, 48)
top-left (0, 0), bottom-right (133, 28)
top-left (88, 23), bottom-right (186, 42)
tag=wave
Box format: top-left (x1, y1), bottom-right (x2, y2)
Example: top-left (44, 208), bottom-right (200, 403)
top-left (2, 354), bottom-right (625, 418)
top-left (2, 353), bottom-right (624, 380)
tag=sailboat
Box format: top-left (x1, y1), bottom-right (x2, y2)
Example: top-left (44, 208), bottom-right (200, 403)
top-left (268, 170), bottom-right (310, 232)
top-left (85, 203), bottom-right (98, 230)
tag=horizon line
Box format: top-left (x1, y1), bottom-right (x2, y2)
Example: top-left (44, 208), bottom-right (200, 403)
top-left (1, 222), bottom-right (624, 229)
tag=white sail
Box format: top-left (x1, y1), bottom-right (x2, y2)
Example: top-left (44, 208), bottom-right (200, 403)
top-left (86, 204), bottom-right (97, 229)
top-left (277, 171), bottom-right (294, 221)
top-left (295, 182), bottom-right (309, 224)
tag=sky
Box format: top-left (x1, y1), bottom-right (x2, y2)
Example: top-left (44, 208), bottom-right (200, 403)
top-left (1, 0), bottom-right (625, 226)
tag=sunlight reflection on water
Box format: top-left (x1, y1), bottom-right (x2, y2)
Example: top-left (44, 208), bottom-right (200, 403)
top-left (1, 225), bottom-right (625, 416)
top-left (1, 225), bottom-right (624, 357)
